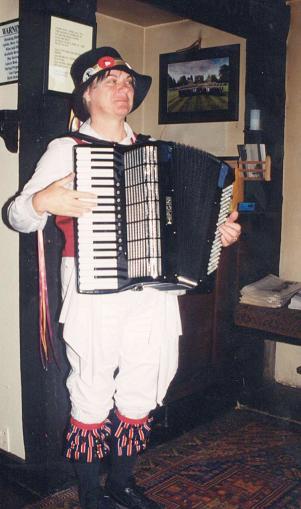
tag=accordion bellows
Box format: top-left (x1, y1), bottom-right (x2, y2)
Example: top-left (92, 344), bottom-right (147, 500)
top-left (74, 141), bottom-right (234, 294)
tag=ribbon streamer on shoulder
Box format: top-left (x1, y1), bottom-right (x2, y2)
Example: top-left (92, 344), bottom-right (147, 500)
top-left (37, 108), bottom-right (81, 368)
top-left (36, 108), bottom-right (80, 369)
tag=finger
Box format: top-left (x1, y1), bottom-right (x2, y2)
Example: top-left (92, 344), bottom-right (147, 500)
top-left (221, 229), bottom-right (238, 241)
top-left (219, 222), bottom-right (241, 235)
top-left (220, 231), bottom-right (238, 247)
top-left (60, 203), bottom-right (94, 217)
top-left (227, 210), bottom-right (239, 223)
top-left (78, 200), bottom-right (97, 210)
top-left (75, 191), bottom-right (98, 200)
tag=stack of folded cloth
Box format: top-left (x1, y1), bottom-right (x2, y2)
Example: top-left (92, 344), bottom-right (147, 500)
top-left (240, 274), bottom-right (301, 308)
top-left (288, 290), bottom-right (301, 310)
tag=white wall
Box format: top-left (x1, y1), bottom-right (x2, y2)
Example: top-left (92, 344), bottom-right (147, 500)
top-left (275, 0), bottom-right (301, 388)
top-left (97, 13), bottom-right (246, 156)
top-left (0, 0), bottom-right (25, 458)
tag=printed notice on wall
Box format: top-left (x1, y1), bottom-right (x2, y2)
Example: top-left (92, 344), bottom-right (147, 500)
top-left (48, 16), bottom-right (94, 94)
top-left (0, 19), bottom-right (19, 85)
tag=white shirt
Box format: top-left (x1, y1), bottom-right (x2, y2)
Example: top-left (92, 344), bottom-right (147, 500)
top-left (8, 120), bottom-right (136, 233)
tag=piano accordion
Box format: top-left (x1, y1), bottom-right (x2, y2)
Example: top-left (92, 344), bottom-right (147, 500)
top-left (74, 141), bottom-right (234, 294)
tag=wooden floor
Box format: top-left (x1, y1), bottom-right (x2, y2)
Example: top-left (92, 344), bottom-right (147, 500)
top-left (1, 382), bottom-right (301, 509)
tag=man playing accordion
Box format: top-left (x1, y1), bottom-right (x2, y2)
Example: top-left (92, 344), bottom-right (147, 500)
top-left (8, 46), bottom-right (241, 509)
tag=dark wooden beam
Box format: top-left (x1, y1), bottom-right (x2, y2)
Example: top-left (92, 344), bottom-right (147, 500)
top-left (18, 0), bottom-right (96, 477)
top-left (139, 0), bottom-right (290, 39)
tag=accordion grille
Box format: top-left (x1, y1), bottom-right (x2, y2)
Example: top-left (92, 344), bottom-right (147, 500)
top-left (124, 145), bottom-right (162, 279)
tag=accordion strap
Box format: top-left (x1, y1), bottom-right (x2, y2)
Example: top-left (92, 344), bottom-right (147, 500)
top-left (68, 131), bottom-right (114, 145)
top-left (135, 133), bottom-right (152, 144)
top-left (63, 131), bottom-right (152, 146)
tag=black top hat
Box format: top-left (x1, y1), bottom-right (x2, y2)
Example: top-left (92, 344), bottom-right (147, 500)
top-left (70, 46), bottom-right (152, 121)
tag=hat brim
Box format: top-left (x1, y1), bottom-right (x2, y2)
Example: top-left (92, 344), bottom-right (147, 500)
top-left (72, 65), bottom-right (152, 122)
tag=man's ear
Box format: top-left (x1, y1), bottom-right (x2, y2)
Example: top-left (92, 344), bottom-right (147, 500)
top-left (82, 87), bottom-right (91, 114)
top-left (83, 87), bottom-right (90, 103)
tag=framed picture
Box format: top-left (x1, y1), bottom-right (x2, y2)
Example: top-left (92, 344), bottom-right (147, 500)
top-left (0, 19), bottom-right (19, 86)
top-left (159, 44), bottom-right (240, 124)
top-left (44, 15), bottom-right (96, 95)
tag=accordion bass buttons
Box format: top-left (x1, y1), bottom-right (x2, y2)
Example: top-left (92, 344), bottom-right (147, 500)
top-left (116, 190), bottom-right (123, 252)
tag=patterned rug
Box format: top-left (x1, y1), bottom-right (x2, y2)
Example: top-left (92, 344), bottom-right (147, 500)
top-left (25, 408), bottom-right (301, 509)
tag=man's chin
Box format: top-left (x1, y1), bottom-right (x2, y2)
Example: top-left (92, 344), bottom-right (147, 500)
top-left (114, 101), bottom-right (132, 115)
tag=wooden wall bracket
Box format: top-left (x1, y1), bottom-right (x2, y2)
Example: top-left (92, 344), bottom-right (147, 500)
top-left (229, 155), bottom-right (272, 210)
top-left (0, 110), bottom-right (19, 153)
top-left (237, 155), bottom-right (271, 182)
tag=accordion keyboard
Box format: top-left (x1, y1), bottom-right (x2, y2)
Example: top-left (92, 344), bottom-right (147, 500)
top-left (75, 145), bottom-right (163, 293)
top-left (76, 147), bottom-right (121, 291)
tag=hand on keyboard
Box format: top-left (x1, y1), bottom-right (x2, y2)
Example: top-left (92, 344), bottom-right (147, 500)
top-left (32, 173), bottom-right (97, 217)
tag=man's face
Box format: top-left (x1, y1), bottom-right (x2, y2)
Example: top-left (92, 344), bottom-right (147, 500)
top-left (84, 69), bottom-right (135, 120)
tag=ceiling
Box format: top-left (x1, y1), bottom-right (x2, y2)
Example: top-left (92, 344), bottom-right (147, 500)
top-left (96, 0), bottom-right (290, 40)
top-left (96, 0), bottom-right (185, 27)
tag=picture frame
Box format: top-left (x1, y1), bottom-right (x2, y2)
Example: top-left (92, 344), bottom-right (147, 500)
top-left (44, 14), bottom-right (96, 95)
top-left (159, 44), bottom-right (240, 124)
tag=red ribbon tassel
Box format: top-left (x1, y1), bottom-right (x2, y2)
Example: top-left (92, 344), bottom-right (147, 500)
top-left (37, 229), bottom-right (55, 369)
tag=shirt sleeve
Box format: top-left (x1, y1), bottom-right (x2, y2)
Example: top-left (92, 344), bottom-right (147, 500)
top-left (8, 137), bottom-right (75, 233)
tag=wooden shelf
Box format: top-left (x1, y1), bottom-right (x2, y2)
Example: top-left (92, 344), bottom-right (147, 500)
top-left (234, 303), bottom-right (301, 342)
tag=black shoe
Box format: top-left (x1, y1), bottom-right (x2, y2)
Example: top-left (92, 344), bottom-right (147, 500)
top-left (105, 478), bottom-right (163, 509)
top-left (84, 486), bottom-right (117, 509)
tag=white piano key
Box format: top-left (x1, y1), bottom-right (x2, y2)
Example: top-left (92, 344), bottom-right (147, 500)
top-left (76, 165), bottom-right (115, 173)
top-left (79, 216), bottom-right (117, 224)
top-left (77, 178), bottom-right (115, 186)
top-left (78, 244), bottom-right (117, 253)
top-left (79, 258), bottom-right (117, 268)
top-left (77, 178), bottom-right (115, 185)
top-left (78, 224), bottom-right (117, 234)
top-left (76, 152), bottom-right (115, 160)
top-left (78, 232), bottom-right (117, 242)
top-left (78, 162), bottom-right (115, 169)
top-left (92, 188), bottom-right (116, 196)
top-left (93, 251), bottom-right (118, 258)
top-left (91, 209), bottom-right (116, 215)
top-left (79, 268), bottom-right (118, 277)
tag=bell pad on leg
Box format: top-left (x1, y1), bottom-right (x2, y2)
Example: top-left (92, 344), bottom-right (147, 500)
top-left (112, 410), bottom-right (153, 457)
top-left (65, 417), bottom-right (112, 462)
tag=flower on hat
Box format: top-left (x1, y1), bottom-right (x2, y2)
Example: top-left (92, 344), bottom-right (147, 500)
top-left (98, 56), bottom-right (116, 69)
top-left (82, 56), bottom-right (133, 84)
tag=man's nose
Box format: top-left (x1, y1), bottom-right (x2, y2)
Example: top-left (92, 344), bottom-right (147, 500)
top-left (116, 81), bottom-right (131, 91)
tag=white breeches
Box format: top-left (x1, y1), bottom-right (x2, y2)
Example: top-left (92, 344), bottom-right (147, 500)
top-left (60, 259), bottom-right (182, 424)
